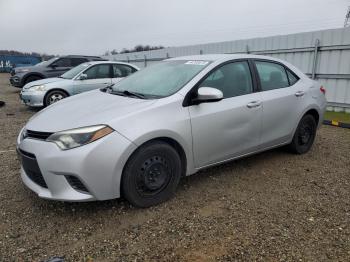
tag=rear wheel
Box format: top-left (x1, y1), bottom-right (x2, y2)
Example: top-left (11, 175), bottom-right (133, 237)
top-left (122, 141), bottom-right (182, 208)
top-left (44, 90), bottom-right (68, 107)
top-left (24, 75), bottom-right (42, 85)
top-left (289, 114), bottom-right (317, 154)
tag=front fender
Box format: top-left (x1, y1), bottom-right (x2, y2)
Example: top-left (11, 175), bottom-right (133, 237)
top-left (130, 130), bottom-right (196, 176)
top-left (23, 72), bottom-right (45, 82)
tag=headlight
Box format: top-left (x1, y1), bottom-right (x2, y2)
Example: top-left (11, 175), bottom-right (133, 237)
top-left (29, 85), bottom-right (46, 91)
top-left (16, 68), bottom-right (29, 73)
top-left (46, 125), bottom-right (114, 150)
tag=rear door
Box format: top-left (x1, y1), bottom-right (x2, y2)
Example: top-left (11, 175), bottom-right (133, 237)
top-left (253, 60), bottom-right (306, 148)
top-left (74, 64), bottom-right (112, 94)
top-left (189, 60), bottom-right (263, 167)
top-left (111, 64), bottom-right (137, 84)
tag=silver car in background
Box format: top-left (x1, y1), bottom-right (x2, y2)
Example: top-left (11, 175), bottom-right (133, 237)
top-left (17, 54), bottom-right (326, 207)
top-left (19, 61), bottom-right (139, 107)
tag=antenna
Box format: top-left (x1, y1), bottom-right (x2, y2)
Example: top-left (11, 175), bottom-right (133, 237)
top-left (345, 6), bottom-right (350, 27)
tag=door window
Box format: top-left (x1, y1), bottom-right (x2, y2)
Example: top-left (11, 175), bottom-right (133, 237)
top-left (84, 64), bottom-right (111, 79)
top-left (255, 61), bottom-right (289, 91)
top-left (71, 58), bottom-right (88, 67)
top-left (51, 58), bottom-right (71, 67)
top-left (199, 61), bottom-right (253, 98)
top-left (112, 64), bottom-right (136, 78)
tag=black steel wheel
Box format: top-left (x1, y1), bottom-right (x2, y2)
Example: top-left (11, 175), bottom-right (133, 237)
top-left (122, 141), bottom-right (182, 207)
top-left (289, 114), bottom-right (317, 154)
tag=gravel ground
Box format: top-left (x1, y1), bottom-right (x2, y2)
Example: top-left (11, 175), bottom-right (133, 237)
top-left (0, 73), bottom-right (349, 261)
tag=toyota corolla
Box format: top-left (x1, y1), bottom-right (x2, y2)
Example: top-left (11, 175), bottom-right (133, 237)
top-left (20, 61), bottom-right (138, 107)
top-left (17, 54), bottom-right (326, 207)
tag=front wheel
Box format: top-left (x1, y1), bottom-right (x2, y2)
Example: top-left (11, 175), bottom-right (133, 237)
top-left (121, 141), bottom-right (182, 208)
top-left (289, 114), bottom-right (317, 154)
top-left (44, 90), bottom-right (67, 107)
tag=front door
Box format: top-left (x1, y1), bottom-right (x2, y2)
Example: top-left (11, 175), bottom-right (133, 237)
top-left (189, 61), bottom-right (262, 168)
top-left (45, 58), bottom-right (72, 77)
top-left (74, 64), bottom-right (112, 94)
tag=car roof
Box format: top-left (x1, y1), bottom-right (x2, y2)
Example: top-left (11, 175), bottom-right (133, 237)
top-left (168, 53), bottom-right (306, 79)
top-left (81, 60), bottom-right (139, 69)
top-left (168, 54), bottom-right (283, 63)
top-left (63, 55), bottom-right (103, 59)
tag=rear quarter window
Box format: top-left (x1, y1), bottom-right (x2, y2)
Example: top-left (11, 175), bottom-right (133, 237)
top-left (286, 69), bottom-right (299, 85)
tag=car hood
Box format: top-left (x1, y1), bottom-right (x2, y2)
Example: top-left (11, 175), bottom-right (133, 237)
top-left (23, 77), bottom-right (67, 89)
top-left (14, 66), bottom-right (33, 72)
top-left (25, 90), bottom-right (157, 132)
top-left (15, 65), bottom-right (47, 73)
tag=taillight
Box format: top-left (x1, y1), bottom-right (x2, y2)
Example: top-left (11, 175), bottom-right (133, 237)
top-left (320, 86), bottom-right (326, 95)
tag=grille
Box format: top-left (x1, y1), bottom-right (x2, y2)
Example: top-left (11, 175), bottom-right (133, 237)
top-left (65, 175), bottom-right (89, 193)
top-left (18, 149), bottom-right (48, 188)
top-left (26, 169), bottom-right (48, 188)
top-left (26, 130), bottom-right (53, 140)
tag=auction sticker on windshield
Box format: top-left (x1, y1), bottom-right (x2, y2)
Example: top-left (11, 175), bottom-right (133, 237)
top-left (185, 61), bottom-right (209, 66)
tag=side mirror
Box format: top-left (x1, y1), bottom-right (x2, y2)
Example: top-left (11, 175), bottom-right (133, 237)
top-left (192, 87), bottom-right (223, 105)
top-left (78, 73), bottom-right (87, 80)
top-left (50, 64), bottom-right (57, 69)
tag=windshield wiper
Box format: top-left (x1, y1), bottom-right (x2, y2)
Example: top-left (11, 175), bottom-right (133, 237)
top-left (122, 90), bottom-right (146, 99)
top-left (111, 90), bottom-right (146, 99)
top-left (101, 86), bottom-right (158, 99)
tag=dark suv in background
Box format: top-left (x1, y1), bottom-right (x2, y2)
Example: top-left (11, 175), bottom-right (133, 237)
top-left (10, 55), bottom-right (106, 88)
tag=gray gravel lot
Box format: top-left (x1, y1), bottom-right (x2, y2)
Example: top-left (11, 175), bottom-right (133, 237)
top-left (0, 73), bottom-right (349, 261)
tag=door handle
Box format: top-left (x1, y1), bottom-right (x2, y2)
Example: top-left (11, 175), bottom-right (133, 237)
top-left (246, 101), bottom-right (262, 108)
top-left (295, 91), bottom-right (305, 97)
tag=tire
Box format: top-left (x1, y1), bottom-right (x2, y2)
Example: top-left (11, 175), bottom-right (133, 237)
top-left (121, 141), bottom-right (182, 208)
top-left (289, 114), bottom-right (317, 154)
top-left (25, 75), bottom-right (42, 85)
top-left (44, 90), bottom-right (68, 107)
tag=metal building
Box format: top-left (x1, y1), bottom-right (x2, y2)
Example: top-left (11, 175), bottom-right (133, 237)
top-left (105, 27), bottom-right (350, 112)
top-left (0, 55), bottom-right (41, 73)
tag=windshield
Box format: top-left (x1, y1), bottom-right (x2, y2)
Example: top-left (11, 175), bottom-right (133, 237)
top-left (60, 63), bottom-right (90, 79)
top-left (36, 57), bottom-right (58, 67)
top-left (34, 61), bottom-right (46, 67)
top-left (109, 60), bottom-right (211, 98)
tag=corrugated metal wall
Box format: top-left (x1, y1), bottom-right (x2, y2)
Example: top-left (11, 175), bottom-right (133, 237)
top-left (104, 27), bottom-right (350, 111)
top-left (0, 55), bottom-right (41, 73)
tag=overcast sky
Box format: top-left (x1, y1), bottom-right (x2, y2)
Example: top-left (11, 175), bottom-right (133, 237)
top-left (0, 0), bottom-right (349, 55)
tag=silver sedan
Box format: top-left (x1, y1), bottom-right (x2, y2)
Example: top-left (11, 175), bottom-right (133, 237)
top-left (17, 54), bottom-right (326, 207)
top-left (19, 61), bottom-right (139, 107)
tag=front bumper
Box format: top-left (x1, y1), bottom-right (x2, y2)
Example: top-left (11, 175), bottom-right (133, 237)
top-left (10, 75), bottom-right (23, 88)
top-left (17, 131), bottom-right (136, 201)
top-left (20, 90), bottom-right (45, 107)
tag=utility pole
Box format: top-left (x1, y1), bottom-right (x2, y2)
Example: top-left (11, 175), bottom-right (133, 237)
top-left (344, 6), bottom-right (350, 27)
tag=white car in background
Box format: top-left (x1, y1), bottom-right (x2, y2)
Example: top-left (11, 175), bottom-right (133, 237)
top-left (19, 61), bottom-right (139, 107)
